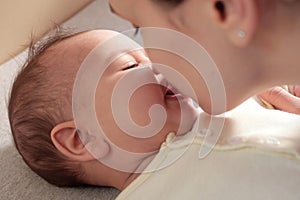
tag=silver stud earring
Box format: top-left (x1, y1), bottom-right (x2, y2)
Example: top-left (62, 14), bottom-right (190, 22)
top-left (237, 29), bottom-right (246, 39)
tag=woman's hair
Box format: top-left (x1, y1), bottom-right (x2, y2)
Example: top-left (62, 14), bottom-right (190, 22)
top-left (8, 27), bottom-right (86, 187)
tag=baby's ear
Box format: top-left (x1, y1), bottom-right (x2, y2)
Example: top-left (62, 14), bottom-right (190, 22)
top-left (51, 121), bottom-right (95, 162)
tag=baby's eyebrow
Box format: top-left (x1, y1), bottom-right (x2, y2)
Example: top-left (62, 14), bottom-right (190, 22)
top-left (101, 50), bottom-right (133, 68)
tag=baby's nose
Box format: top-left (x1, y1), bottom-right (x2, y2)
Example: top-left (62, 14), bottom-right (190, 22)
top-left (151, 65), bottom-right (161, 75)
top-left (154, 73), bottom-right (168, 87)
top-left (150, 65), bottom-right (169, 87)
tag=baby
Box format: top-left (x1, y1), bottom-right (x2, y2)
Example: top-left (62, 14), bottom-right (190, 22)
top-left (8, 28), bottom-right (199, 189)
top-left (8, 28), bottom-right (300, 199)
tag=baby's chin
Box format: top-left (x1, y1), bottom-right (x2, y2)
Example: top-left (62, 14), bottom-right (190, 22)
top-left (176, 98), bottom-right (200, 136)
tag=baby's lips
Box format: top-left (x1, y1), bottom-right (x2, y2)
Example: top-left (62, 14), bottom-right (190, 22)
top-left (152, 66), bottom-right (197, 99)
top-left (168, 84), bottom-right (181, 95)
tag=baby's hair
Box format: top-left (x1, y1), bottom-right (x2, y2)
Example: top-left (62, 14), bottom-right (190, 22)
top-left (8, 27), bottom-right (86, 187)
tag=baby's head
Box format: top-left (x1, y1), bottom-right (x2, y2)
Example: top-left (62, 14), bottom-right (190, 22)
top-left (8, 29), bottom-right (92, 187)
top-left (8, 28), bottom-right (199, 189)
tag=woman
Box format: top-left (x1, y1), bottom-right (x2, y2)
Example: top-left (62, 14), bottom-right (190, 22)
top-left (109, 0), bottom-right (300, 114)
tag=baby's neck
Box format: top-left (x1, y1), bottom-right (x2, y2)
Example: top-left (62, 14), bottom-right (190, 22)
top-left (101, 145), bottom-right (158, 189)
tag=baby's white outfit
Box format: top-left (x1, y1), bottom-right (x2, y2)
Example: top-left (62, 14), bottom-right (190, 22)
top-left (117, 99), bottom-right (300, 200)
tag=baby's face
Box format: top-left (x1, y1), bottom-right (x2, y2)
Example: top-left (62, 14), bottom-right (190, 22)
top-left (72, 30), bottom-right (199, 154)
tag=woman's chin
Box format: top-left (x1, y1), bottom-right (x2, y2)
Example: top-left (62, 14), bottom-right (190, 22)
top-left (176, 99), bottom-right (200, 135)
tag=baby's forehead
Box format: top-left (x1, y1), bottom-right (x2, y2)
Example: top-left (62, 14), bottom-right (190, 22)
top-left (41, 31), bottom-right (114, 70)
top-left (76, 31), bottom-right (144, 63)
top-left (43, 30), bottom-right (144, 76)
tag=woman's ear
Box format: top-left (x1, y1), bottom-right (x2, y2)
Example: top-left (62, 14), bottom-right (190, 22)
top-left (51, 121), bottom-right (95, 162)
top-left (212, 0), bottom-right (258, 47)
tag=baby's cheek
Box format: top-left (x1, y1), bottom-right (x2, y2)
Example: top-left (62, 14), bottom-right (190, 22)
top-left (129, 87), bottom-right (163, 126)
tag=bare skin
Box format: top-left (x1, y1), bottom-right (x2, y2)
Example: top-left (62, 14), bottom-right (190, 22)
top-left (49, 30), bottom-right (198, 190)
top-left (109, 0), bottom-right (300, 114)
